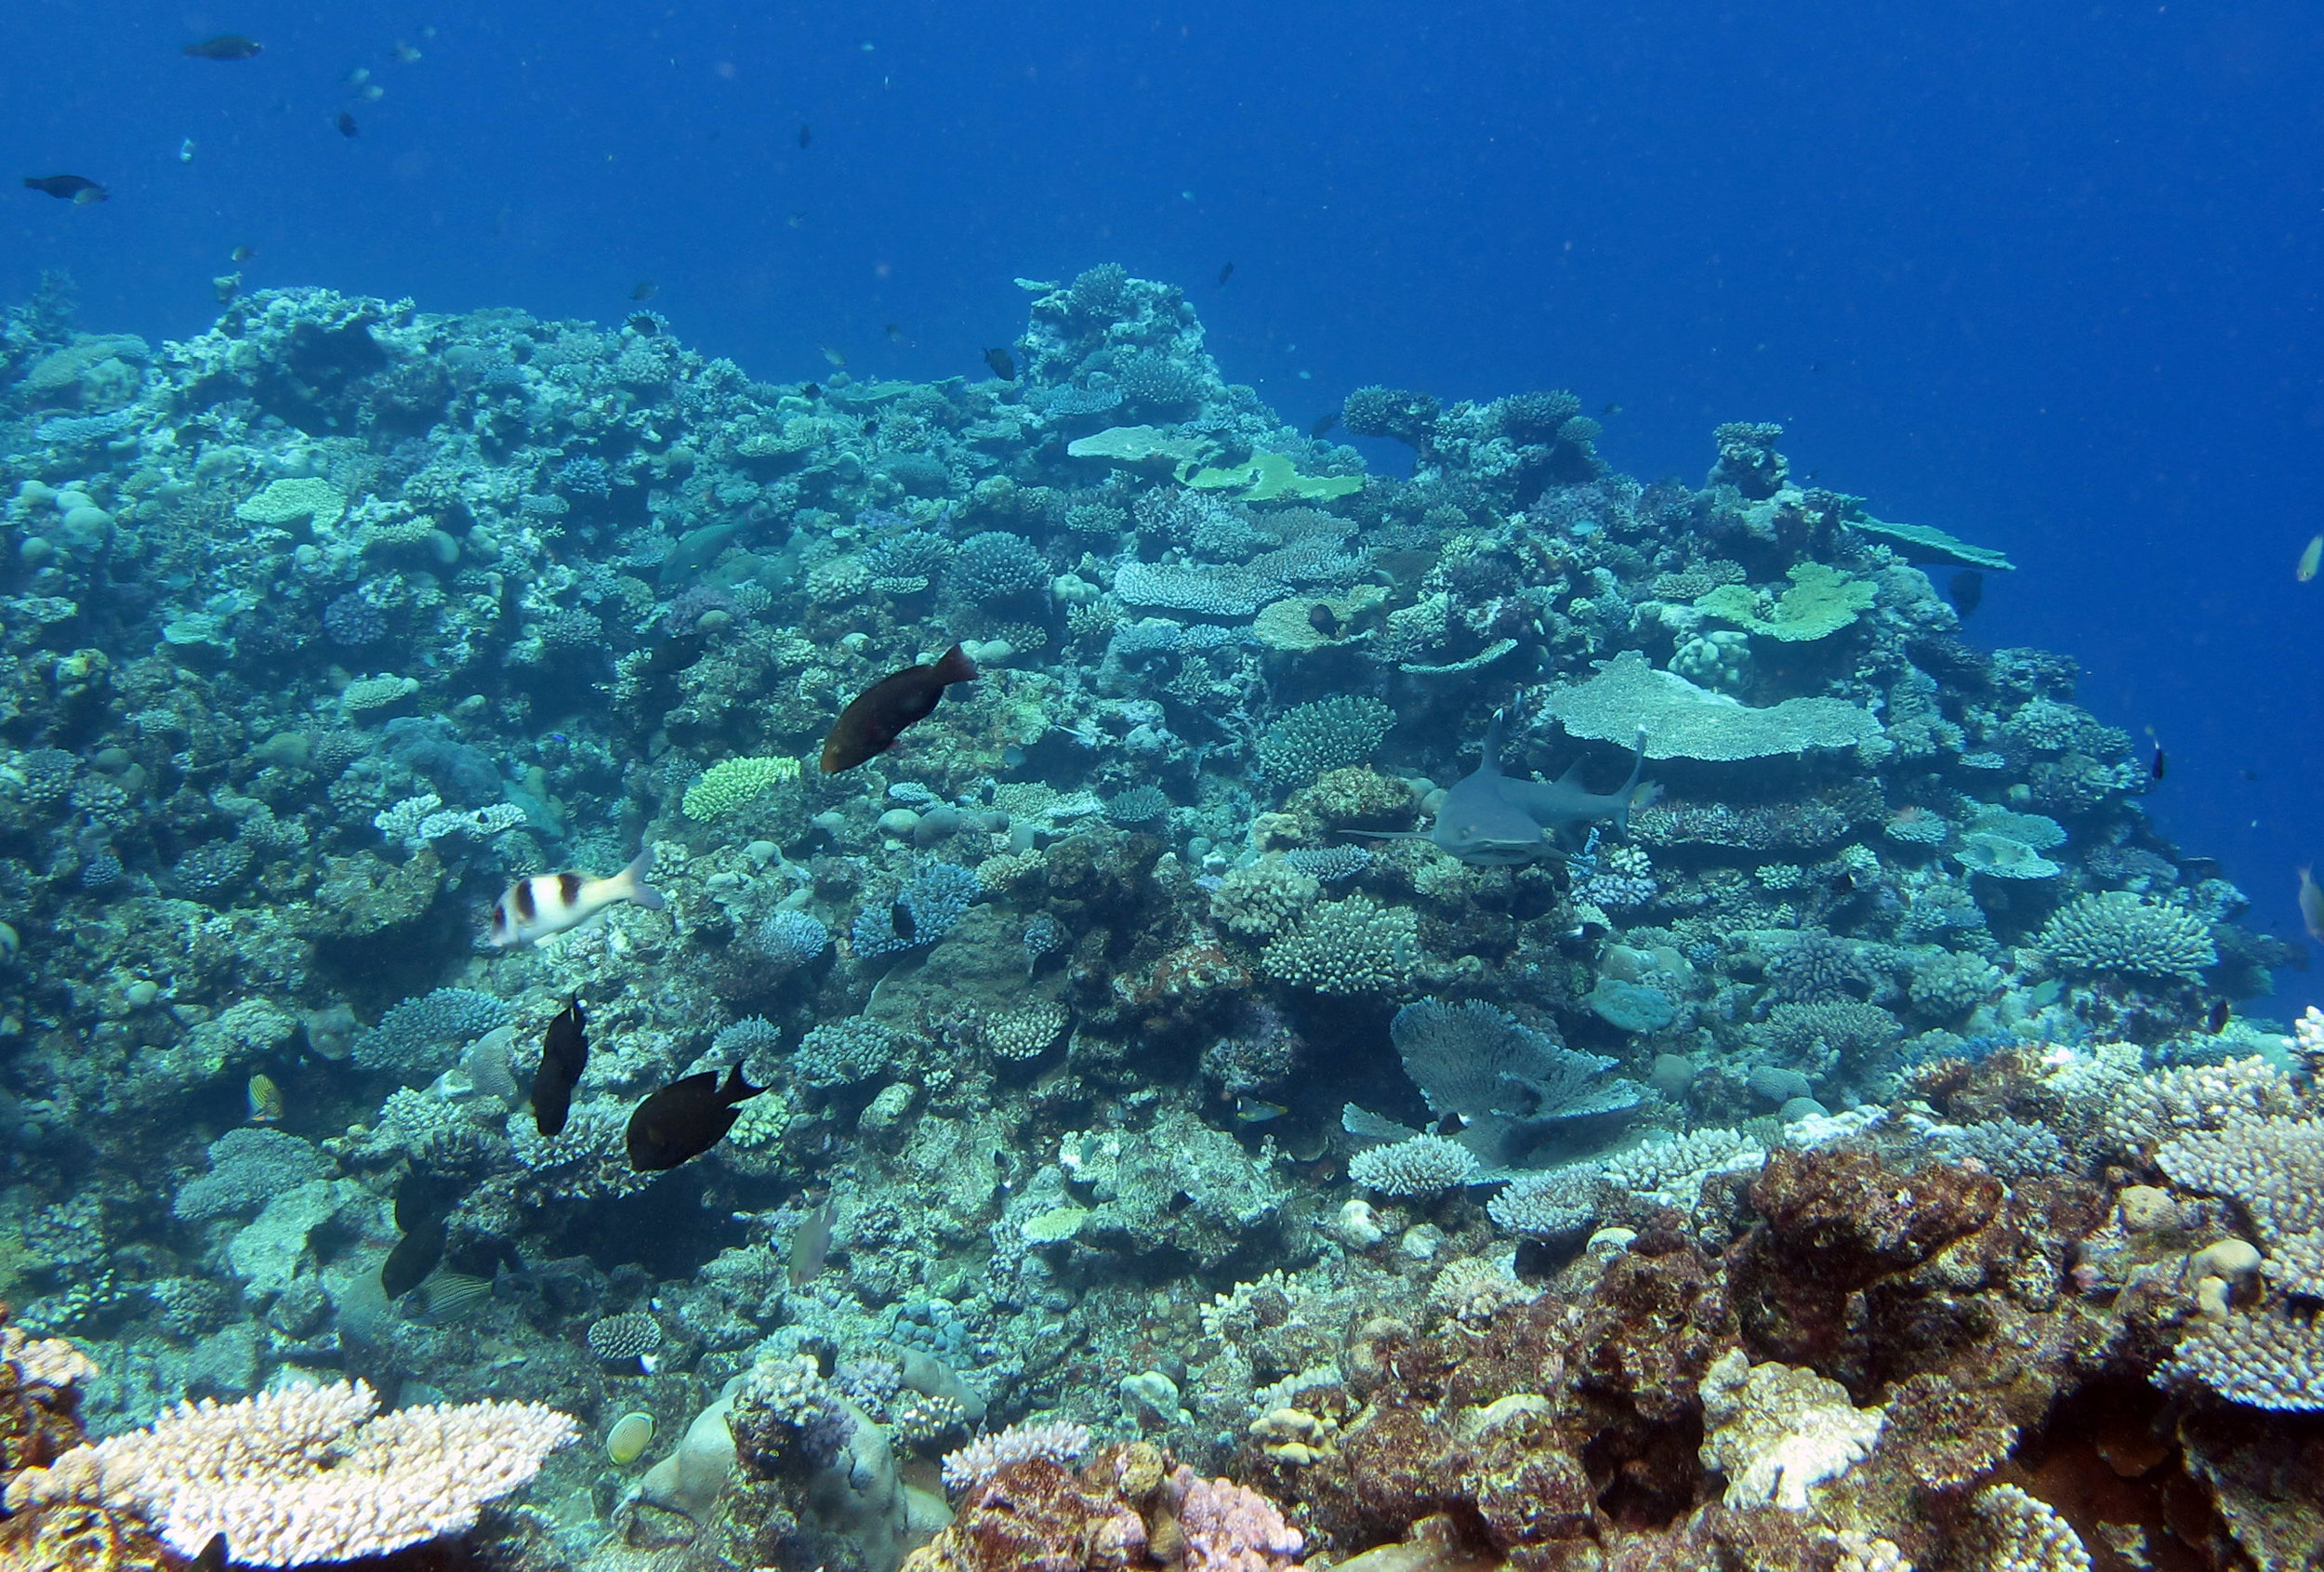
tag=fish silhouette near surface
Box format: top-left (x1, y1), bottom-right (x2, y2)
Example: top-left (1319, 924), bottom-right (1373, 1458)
top-left (490, 852), bottom-right (665, 946)
top-left (820, 644), bottom-right (978, 773)
top-left (626, 1064), bottom-right (764, 1171)
top-left (23, 175), bottom-right (106, 203)
top-left (184, 34), bottom-right (263, 59)
top-left (532, 997), bottom-right (588, 1138)
top-left (1367, 710), bottom-right (1653, 866)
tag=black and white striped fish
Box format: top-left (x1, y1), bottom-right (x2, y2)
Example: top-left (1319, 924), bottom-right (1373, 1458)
top-left (489, 852), bottom-right (665, 946)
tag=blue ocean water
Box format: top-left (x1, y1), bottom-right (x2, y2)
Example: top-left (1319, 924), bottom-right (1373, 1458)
top-left (6, 4), bottom-right (2324, 1568)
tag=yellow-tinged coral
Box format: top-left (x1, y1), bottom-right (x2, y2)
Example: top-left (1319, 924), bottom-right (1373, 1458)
top-left (682, 755), bottom-right (801, 821)
top-left (232, 476), bottom-right (346, 528)
top-left (1694, 561), bottom-right (1874, 642)
top-left (1252, 587), bottom-right (1387, 652)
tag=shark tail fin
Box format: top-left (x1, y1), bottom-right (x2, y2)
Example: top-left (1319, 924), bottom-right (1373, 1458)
top-left (1481, 708), bottom-right (1508, 773)
top-left (1611, 730), bottom-right (1652, 838)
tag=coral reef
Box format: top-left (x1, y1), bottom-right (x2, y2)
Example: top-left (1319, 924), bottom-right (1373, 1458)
top-left (0, 267), bottom-right (2309, 1571)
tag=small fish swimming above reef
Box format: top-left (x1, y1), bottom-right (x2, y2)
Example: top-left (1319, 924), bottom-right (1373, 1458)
top-left (335, 112), bottom-right (360, 138)
top-left (626, 1064), bottom-right (764, 1171)
top-left (23, 175), bottom-right (106, 204)
top-left (1948, 570), bottom-right (1984, 618)
top-left (821, 644), bottom-right (978, 773)
top-left (184, 34), bottom-right (263, 59)
top-left (631, 280), bottom-right (658, 301)
top-left (246, 1072), bottom-right (284, 1123)
top-left (984, 347), bottom-right (1016, 381)
top-left (1308, 412), bottom-right (1338, 439)
top-left (2300, 865), bottom-right (2324, 945)
top-left (1216, 261), bottom-right (1235, 286)
top-left (533, 997), bottom-right (588, 1138)
top-left (489, 852), bottom-right (665, 946)
top-left (787, 1197), bottom-right (836, 1288)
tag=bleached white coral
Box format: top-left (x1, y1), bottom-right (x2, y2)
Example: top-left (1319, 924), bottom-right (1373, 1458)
top-left (2, 1379), bottom-right (576, 1565)
top-left (1698, 1349), bottom-right (1882, 1512)
top-left (939, 1419), bottom-right (1090, 1496)
top-left (1970, 1483), bottom-right (2093, 1572)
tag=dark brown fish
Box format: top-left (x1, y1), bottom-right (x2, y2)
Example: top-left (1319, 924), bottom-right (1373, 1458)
top-left (1307, 602), bottom-right (1341, 639)
top-left (983, 346), bottom-right (1016, 381)
top-left (1216, 260), bottom-right (1235, 286)
top-left (820, 643), bottom-right (978, 773)
top-left (2150, 746), bottom-right (2166, 782)
top-left (1948, 570), bottom-right (1983, 617)
top-left (1308, 411), bottom-right (1338, 439)
top-left (631, 280), bottom-right (658, 301)
top-left (2206, 997), bottom-right (2232, 1034)
top-left (380, 1215), bottom-right (445, 1299)
top-left (891, 897), bottom-right (917, 943)
top-left (533, 997), bottom-right (587, 1138)
top-left (23, 175), bottom-right (106, 204)
top-left (184, 34), bottom-right (263, 59)
top-left (626, 1064), bottom-right (764, 1171)
top-left (381, 1169), bottom-right (461, 1298)
top-left (336, 111), bottom-right (360, 138)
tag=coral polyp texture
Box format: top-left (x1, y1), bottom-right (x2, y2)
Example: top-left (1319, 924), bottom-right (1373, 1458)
top-left (0, 267), bottom-right (2313, 1570)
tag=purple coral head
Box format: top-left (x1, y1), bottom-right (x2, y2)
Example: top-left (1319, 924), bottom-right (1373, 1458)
top-left (1164, 1464), bottom-right (1304, 1569)
top-left (658, 581), bottom-right (741, 633)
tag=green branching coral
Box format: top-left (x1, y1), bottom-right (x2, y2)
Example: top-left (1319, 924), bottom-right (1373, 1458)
top-left (1257, 695), bottom-right (1395, 789)
top-left (2036, 891), bottom-right (2216, 982)
top-left (1259, 895), bottom-right (1419, 995)
top-left (681, 756), bottom-right (802, 821)
top-left (1694, 561), bottom-right (1875, 642)
top-left (233, 476), bottom-right (347, 528)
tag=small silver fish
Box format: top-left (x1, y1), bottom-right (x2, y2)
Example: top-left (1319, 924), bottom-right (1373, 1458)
top-left (489, 852), bottom-right (665, 946)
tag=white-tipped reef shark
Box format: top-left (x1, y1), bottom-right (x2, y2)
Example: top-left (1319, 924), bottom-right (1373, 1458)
top-left (1370, 709), bottom-right (1655, 866)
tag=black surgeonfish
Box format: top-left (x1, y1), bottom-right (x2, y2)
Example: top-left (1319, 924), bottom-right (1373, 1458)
top-left (381, 1169), bottom-right (464, 1298)
top-left (983, 346), bottom-right (1016, 381)
top-left (533, 997), bottom-right (587, 1138)
top-left (1948, 570), bottom-right (1983, 618)
top-left (23, 175), bottom-right (106, 203)
top-left (821, 644), bottom-right (978, 773)
top-left (336, 111), bottom-right (360, 138)
top-left (184, 34), bottom-right (263, 59)
top-left (626, 1064), bottom-right (764, 1171)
